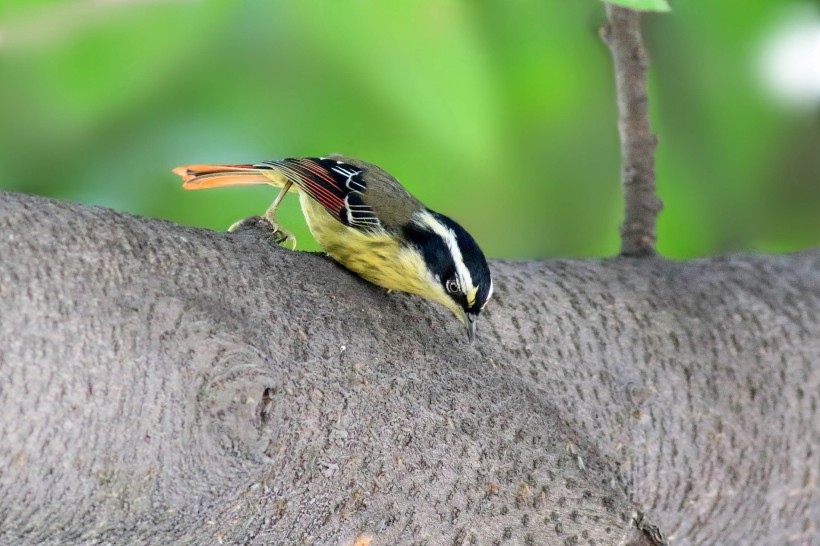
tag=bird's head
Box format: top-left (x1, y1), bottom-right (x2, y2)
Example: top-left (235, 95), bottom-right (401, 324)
top-left (402, 210), bottom-right (493, 342)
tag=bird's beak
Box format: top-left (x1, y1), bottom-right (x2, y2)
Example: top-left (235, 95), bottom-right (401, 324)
top-left (465, 312), bottom-right (478, 343)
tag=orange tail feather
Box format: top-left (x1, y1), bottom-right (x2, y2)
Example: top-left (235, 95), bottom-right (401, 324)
top-left (172, 164), bottom-right (272, 190)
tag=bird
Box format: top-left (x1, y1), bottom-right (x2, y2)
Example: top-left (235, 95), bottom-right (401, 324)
top-left (172, 154), bottom-right (493, 342)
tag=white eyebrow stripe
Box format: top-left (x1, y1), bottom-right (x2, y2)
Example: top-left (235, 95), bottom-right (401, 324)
top-left (482, 279), bottom-right (494, 309)
top-left (415, 211), bottom-right (474, 299)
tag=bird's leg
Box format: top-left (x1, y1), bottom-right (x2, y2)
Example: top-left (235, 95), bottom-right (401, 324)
top-left (262, 179), bottom-right (292, 224)
top-left (228, 180), bottom-right (296, 249)
top-left (262, 180), bottom-right (296, 248)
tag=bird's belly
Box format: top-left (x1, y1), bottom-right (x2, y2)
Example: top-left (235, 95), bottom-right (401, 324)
top-left (299, 195), bottom-right (429, 295)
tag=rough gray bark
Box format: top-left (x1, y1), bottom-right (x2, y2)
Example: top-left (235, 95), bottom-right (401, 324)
top-left (0, 191), bottom-right (818, 545)
top-left (601, 4), bottom-right (663, 257)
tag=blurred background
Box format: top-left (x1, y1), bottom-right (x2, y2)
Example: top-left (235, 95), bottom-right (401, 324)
top-left (1, 0), bottom-right (818, 258)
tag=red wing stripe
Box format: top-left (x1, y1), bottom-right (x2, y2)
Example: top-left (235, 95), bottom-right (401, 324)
top-left (303, 176), bottom-right (340, 204)
top-left (298, 165), bottom-right (337, 189)
top-left (288, 161), bottom-right (345, 209)
top-left (259, 158), bottom-right (346, 217)
top-left (300, 160), bottom-right (338, 186)
top-left (303, 178), bottom-right (344, 211)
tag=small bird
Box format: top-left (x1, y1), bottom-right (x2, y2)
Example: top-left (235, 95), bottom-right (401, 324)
top-left (173, 155), bottom-right (493, 341)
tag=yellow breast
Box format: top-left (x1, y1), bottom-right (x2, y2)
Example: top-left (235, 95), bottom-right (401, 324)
top-left (299, 194), bottom-right (432, 296)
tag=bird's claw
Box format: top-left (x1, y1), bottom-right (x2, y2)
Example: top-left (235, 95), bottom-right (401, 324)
top-left (270, 226), bottom-right (297, 250)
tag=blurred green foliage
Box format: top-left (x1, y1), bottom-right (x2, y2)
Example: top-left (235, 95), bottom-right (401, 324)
top-left (609, 0), bottom-right (670, 12)
top-left (1, 0), bottom-right (818, 258)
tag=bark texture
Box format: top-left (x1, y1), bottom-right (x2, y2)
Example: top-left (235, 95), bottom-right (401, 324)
top-left (0, 191), bottom-right (818, 545)
top-left (602, 4), bottom-right (664, 257)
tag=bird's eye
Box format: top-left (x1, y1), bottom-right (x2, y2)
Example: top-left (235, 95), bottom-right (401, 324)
top-left (445, 277), bottom-right (460, 294)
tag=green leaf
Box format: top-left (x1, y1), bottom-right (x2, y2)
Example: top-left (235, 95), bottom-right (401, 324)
top-left (605, 0), bottom-right (671, 12)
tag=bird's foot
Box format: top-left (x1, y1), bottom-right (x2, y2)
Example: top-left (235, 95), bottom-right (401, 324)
top-left (227, 216), bottom-right (297, 249)
top-left (262, 209), bottom-right (297, 249)
top-left (270, 225), bottom-right (297, 249)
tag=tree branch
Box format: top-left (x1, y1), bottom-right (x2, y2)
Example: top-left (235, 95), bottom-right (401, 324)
top-left (1, 192), bottom-right (818, 544)
top-left (602, 4), bottom-right (663, 257)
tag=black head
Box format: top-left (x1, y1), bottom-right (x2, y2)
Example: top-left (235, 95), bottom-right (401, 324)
top-left (403, 210), bottom-right (493, 341)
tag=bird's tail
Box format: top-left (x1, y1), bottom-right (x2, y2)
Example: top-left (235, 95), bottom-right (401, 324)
top-left (173, 164), bottom-right (289, 190)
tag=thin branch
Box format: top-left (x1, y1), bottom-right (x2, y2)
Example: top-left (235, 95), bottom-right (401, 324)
top-left (601, 4), bottom-right (663, 257)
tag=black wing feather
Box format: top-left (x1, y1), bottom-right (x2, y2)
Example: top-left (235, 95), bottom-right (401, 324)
top-left (257, 157), bottom-right (382, 233)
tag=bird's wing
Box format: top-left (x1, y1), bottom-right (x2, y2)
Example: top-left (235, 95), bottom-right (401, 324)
top-left (257, 157), bottom-right (383, 233)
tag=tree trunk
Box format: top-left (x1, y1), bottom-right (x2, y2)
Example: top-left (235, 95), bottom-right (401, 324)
top-left (0, 191), bottom-right (817, 545)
